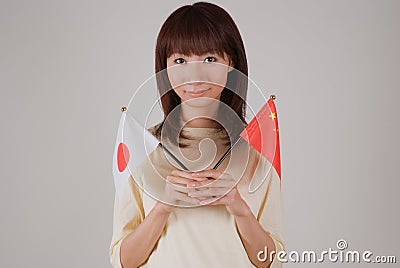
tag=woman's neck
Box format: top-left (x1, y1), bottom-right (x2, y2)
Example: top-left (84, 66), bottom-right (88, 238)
top-left (184, 118), bottom-right (219, 128)
top-left (180, 101), bottom-right (220, 128)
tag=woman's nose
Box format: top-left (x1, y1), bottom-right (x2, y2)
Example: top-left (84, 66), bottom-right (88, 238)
top-left (186, 61), bottom-right (207, 83)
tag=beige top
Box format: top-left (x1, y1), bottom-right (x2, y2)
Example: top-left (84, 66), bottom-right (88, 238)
top-left (109, 126), bottom-right (285, 267)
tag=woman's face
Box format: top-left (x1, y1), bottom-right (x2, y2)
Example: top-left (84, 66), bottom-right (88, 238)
top-left (166, 52), bottom-right (233, 107)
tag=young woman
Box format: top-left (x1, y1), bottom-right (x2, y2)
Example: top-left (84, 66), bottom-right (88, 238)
top-left (110, 2), bottom-right (285, 267)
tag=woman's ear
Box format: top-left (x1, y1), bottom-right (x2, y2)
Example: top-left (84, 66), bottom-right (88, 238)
top-left (228, 58), bottom-right (235, 72)
top-left (228, 62), bottom-right (234, 72)
top-left (224, 54), bottom-right (234, 72)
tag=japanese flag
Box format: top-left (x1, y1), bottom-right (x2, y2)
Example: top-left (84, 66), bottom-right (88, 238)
top-left (112, 109), bottom-right (160, 200)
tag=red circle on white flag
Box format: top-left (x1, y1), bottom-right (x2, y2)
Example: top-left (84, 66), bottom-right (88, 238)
top-left (117, 142), bottom-right (130, 172)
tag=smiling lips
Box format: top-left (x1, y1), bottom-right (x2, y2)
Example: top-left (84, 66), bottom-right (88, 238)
top-left (186, 89), bottom-right (209, 97)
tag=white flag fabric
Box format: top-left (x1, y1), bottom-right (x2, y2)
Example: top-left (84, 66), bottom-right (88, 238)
top-left (112, 110), bottom-right (160, 200)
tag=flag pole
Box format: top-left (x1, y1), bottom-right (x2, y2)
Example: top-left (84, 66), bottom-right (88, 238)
top-left (158, 143), bottom-right (189, 171)
top-left (211, 94), bottom-right (277, 170)
top-left (212, 135), bottom-right (242, 169)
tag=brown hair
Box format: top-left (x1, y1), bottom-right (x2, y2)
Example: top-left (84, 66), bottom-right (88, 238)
top-left (153, 1), bottom-right (248, 147)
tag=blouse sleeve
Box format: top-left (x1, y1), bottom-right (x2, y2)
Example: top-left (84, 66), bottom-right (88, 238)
top-left (255, 157), bottom-right (286, 267)
top-left (109, 172), bottom-right (144, 268)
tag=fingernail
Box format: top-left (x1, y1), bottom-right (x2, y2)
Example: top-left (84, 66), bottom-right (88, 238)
top-left (192, 172), bottom-right (200, 176)
top-left (188, 182), bottom-right (196, 187)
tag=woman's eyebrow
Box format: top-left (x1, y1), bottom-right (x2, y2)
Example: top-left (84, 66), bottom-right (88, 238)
top-left (171, 53), bottom-right (189, 57)
top-left (171, 52), bottom-right (220, 57)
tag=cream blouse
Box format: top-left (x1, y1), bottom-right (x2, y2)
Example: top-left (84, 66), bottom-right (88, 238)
top-left (109, 126), bottom-right (285, 267)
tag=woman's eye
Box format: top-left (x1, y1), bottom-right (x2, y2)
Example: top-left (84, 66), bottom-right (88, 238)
top-left (204, 56), bottom-right (217, 63)
top-left (174, 58), bottom-right (186, 64)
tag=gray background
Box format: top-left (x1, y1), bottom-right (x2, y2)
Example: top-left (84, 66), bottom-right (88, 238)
top-left (1, 0), bottom-right (399, 267)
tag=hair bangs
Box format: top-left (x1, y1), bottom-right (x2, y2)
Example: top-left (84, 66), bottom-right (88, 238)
top-left (164, 11), bottom-right (228, 60)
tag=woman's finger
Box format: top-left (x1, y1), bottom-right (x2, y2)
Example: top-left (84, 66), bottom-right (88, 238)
top-left (192, 169), bottom-right (231, 180)
top-left (165, 175), bottom-right (197, 194)
top-left (189, 178), bottom-right (236, 188)
top-left (175, 192), bottom-right (200, 205)
top-left (188, 187), bottom-right (231, 198)
top-left (170, 183), bottom-right (196, 194)
top-left (171, 170), bottom-right (207, 181)
top-left (198, 196), bottom-right (222, 205)
top-left (166, 175), bottom-right (194, 186)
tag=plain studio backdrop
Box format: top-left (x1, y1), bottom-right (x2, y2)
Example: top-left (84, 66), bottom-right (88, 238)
top-left (0, 0), bottom-right (399, 267)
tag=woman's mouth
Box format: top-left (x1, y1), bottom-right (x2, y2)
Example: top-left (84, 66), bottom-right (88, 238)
top-left (187, 89), bottom-right (209, 97)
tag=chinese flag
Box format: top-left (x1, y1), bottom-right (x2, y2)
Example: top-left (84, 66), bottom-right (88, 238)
top-left (240, 97), bottom-right (281, 179)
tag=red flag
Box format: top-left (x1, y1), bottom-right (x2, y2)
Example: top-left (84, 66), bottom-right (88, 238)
top-left (240, 97), bottom-right (281, 179)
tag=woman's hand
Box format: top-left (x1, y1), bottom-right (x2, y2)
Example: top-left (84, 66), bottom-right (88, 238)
top-left (158, 169), bottom-right (205, 213)
top-left (187, 169), bottom-right (251, 217)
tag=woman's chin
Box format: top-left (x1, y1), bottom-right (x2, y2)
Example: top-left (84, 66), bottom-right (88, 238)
top-left (182, 96), bottom-right (220, 108)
